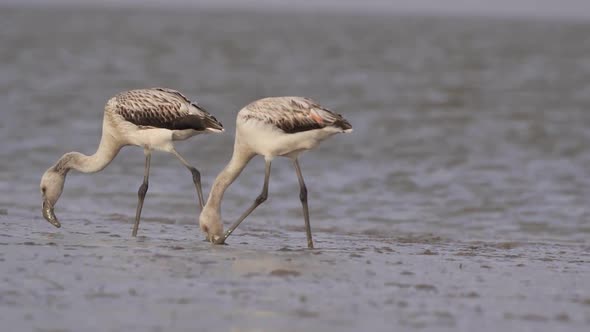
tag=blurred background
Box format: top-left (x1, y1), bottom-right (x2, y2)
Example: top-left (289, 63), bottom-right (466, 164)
top-left (1, 0), bottom-right (590, 242)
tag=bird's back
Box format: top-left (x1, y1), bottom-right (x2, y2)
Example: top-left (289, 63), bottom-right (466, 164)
top-left (108, 88), bottom-right (223, 132)
top-left (239, 96), bottom-right (352, 134)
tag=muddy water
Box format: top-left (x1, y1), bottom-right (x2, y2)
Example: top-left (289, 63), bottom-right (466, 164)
top-left (0, 5), bottom-right (589, 331)
top-left (2, 221), bottom-right (589, 331)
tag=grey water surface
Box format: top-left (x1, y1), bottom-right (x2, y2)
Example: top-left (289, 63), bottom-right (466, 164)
top-left (0, 5), bottom-right (589, 332)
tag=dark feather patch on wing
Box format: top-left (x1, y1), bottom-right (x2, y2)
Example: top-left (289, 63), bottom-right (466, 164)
top-left (170, 114), bottom-right (210, 130)
top-left (191, 104), bottom-right (224, 130)
top-left (275, 118), bottom-right (325, 133)
top-left (332, 117), bottom-right (352, 131)
top-left (118, 107), bottom-right (209, 131)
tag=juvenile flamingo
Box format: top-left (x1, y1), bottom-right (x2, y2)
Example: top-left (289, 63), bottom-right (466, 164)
top-left (199, 96), bottom-right (352, 248)
top-left (40, 88), bottom-right (224, 236)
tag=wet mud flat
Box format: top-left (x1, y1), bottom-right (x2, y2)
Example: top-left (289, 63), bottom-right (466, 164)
top-left (1, 219), bottom-right (589, 332)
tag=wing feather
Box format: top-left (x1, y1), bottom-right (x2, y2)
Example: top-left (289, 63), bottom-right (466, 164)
top-left (239, 96), bottom-right (351, 133)
top-left (113, 88), bottom-right (223, 131)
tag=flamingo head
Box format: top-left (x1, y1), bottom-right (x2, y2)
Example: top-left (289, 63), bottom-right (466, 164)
top-left (199, 206), bottom-right (224, 244)
top-left (40, 168), bottom-right (65, 228)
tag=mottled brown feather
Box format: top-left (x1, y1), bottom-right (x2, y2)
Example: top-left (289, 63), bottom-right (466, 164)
top-left (114, 88), bottom-right (223, 131)
top-left (239, 96), bottom-right (351, 133)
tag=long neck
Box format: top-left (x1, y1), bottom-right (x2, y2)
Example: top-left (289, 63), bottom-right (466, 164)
top-left (54, 129), bottom-right (121, 175)
top-left (205, 140), bottom-right (254, 212)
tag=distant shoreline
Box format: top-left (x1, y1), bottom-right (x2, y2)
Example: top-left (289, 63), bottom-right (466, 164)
top-left (1, 0), bottom-right (589, 23)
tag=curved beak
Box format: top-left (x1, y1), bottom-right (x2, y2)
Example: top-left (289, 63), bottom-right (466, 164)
top-left (42, 200), bottom-right (61, 228)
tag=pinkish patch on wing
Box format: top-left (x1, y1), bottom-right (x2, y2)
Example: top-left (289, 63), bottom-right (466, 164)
top-left (310, 111), bottom-right (324, 125)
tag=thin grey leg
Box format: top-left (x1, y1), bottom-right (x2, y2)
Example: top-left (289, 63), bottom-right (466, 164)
top-left (171, 149), bottom-right (204, 209)
top-left (132, 152), bottom-right (151, 237)
top-left (294, 159), bottom-right (313, 249)
top-left (218, 159), bottom-right (272, 244)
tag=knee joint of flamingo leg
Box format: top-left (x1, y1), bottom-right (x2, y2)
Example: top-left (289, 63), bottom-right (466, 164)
top-left (299, 186), bottom-right (308, 202)
top-left (255, 192), bottom-right (268, 205)
top-left (190, 167), bottom-right (201, 183)
top-left (138, 182), bottom-right (149, 197)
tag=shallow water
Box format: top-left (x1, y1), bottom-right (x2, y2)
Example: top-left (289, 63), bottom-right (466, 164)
top-left (0, 5), bottom-right (589, 331)
top-left (2, 220), bottom-right (590, 331)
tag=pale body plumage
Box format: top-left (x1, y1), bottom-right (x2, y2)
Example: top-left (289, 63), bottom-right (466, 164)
top-left (200, 96), bottom-right (352, 247)
top-left (40, 88), bottom-right (223, 235)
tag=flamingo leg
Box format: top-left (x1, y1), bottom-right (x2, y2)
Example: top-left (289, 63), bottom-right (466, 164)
top-left (294, 159), bottom-right (313, 249)
top-left (218, 159), bottom-right (272, 244)
top-left (132, 151), bottom-right (151, 237)
top-left (171, 149), bottom-right (204, 210)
